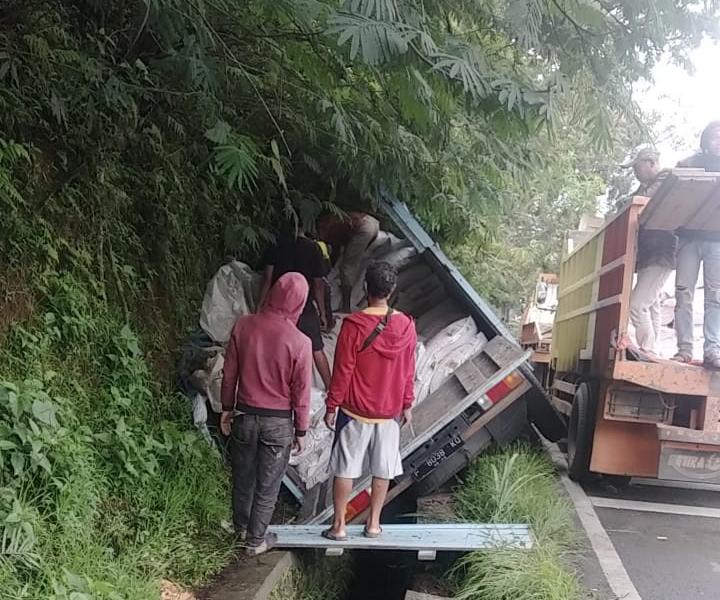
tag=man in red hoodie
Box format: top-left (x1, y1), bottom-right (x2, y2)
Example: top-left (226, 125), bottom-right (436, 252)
top-left (322, 261), bottom-right (417, 540)
top-left (220, 273), bottom-right (312, 555)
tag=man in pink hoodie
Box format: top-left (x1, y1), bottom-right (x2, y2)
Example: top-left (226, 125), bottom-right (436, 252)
top-left (322, 261), bottom-right (417, 541)
top-left (220, 273), bottom-right (312, 555)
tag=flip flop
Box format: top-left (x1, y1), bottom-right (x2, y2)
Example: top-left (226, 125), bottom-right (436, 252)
top-left (321, 528), bottom-right (347, 542)
top-left (363, 526), bottom-right (382, 539)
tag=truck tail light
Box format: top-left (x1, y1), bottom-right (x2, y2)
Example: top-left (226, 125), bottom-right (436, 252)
top-left (480, 371), bottom-right (525, 409)
top-left (345, 488), bottom-right (371, 521)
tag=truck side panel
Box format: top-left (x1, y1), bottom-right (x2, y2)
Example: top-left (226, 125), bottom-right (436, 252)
top-left (553, 199), bottom-right (644, 376)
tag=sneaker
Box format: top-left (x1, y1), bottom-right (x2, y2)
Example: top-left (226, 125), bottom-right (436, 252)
top-left (705, 356), bottom-right (720, 370)
top-left (245, 532), bottom-right (278, 557)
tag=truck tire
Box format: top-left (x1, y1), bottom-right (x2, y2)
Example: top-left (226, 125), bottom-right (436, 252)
top-left (567, 382), bottom-right (596, 482)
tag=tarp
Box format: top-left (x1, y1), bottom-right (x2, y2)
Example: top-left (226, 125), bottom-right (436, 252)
top-left (199, 261), bottom-right (260, 344)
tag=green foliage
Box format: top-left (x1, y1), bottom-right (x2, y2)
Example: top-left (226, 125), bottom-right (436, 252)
top-left (0, 263), bottom-right (231, 597)
top-left (452, 447), bottom-right (581, 600)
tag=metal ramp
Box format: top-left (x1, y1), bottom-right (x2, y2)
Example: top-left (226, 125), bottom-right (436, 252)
top-left (267, 523), bottom-right (533, 560)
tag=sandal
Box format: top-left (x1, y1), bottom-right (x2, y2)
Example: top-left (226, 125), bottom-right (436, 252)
top-left (705, 356), bottom-right (720, 370)
top-left (363, 526), bottom-right (382, 539)
top-left (321, 528), bottom-right (347, 542)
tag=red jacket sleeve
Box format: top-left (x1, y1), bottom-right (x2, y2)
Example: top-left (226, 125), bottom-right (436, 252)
top-left (326, 320), bottom-right (359, 412)
top-left (221, 320), bottom-right (243, 411)
top-left (402, 322), bottom-right (417, 410)
top-left (290, 337), bottom-right (313, 435)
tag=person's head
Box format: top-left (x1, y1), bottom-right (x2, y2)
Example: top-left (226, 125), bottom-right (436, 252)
top-left (365, 261), bottom-right (397, 300)
top-left (263, 272), bottom-right (309, 322)
top-left (622, 147), bottom-right (660, 184)
top-left (700, 121), bottom-right (720, 157)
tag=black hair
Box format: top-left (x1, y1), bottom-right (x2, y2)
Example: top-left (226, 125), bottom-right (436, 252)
top-left (701, 121), bottom-right (720, 153)
top-left (365, 261), bottom-right (397, 299)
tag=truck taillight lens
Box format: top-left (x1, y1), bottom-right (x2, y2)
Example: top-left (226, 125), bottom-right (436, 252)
top-left (345, 488), bottom-right (371, 521)
top-left (480, 371), bottom-right (524, 409)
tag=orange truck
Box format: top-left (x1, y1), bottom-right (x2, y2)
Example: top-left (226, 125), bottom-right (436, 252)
top-left (548, 169), bottom-right (720, 485)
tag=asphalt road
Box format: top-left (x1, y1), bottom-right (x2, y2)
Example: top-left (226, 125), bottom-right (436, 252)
top-left (580, 480), bottom-right (720, 600)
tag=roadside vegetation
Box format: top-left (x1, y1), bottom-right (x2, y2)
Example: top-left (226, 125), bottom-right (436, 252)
top-left (452, 447), bottom-right (582, 600)
top-left (2, 1), bottom-right (719, 596)
top-left (0, 272), bottom-right (233, 597)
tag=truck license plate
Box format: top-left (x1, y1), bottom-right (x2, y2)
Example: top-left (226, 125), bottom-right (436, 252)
top-left (413, 435), bottom-right (464, 481)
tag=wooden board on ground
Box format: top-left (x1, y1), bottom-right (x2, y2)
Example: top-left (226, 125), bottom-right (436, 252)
top-left (268, 523), bottom-right (533, 552)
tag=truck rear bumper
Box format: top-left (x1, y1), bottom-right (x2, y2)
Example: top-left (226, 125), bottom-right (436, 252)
top-left (657, 424), bottom-right (720, 484)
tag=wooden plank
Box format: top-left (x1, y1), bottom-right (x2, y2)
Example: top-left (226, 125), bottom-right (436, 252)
top-left (657, 423), bottom-right (720, 445)
top-left (550, 395), bottom-right (573, 416)
top-left (552, 379), bottom-right (576, 396)
top-left (612, 360), bottom-right (712, 396)
top-left (455, 359), bottom-right (487, 394)
top-left (553, 293), bottom-right (622, 324)
top-left (702, 397), bottom-right (720, 432)
top-left (640, 171), bottom-right (720, 231)
top-left (483, 335), bottom-right (522, 366)
top-left (268, 524), bottom-right (533, 551)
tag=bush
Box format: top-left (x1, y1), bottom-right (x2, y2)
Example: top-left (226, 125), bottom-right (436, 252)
top-left (0, 269), bottom-right (232, 598)
top-left (452, 446), bottom-right (581, 600)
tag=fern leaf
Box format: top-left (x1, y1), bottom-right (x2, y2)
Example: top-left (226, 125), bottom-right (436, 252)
top-left (213, 136), bottom-right (259, 192)
top-left (329, 13), bottom-right (415, 65)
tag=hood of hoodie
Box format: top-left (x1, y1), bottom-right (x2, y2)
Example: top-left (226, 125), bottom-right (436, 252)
top-left (345, 309), bottom-right (416, 358)
top-left (263, 272), bottom-right (309, 323)
top-left (701, 120), bottom-right (720, 153)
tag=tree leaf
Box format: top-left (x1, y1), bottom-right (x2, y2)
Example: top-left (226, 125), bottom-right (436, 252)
top-left (32, 399), bottom-right (58, 427)
top-left (205, 119), bottom-right (231, 144)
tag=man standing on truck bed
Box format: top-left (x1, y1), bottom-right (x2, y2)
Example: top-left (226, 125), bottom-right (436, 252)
top-left (623, 147), bottom-right (676, 356)
top-left (220, 273), bottom-right (312, 555)
top-left (317, 210), bottom-right (380, 314)
top-left (258, 225), bottom-right (333, 390)
top-left (322, 261), bottom-right (416, 541)
top-left (674, 121), bottom-right (720, 367)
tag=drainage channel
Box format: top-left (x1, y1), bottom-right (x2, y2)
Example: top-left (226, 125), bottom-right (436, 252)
top-left (318, 494), bottom-right (458, 600)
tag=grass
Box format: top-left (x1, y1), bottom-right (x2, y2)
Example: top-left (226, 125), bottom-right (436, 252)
top-left (451, 445), bottom-right (582, 600)
top-left (0, 269), bottom-right (234, 598)
top-left (269, 553), bottom-right (353, 600)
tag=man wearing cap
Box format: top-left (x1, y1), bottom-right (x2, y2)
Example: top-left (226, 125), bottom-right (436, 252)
top-left (674, 122), bottom-right (720, 367)
top-left (624, 148), bottom-right (675, 356)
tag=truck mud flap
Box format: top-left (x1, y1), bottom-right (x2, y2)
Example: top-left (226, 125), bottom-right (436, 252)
top-left (485, 396), bottom-right (527, 444)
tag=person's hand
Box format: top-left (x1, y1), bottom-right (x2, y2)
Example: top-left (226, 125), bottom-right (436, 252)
top-left (220, 411), bottom-right (233, 436)
top-left (293, 436), bottom-right (306, 454)
top-left (401, 408), bottom-right (412, 427)
top-left (324, 410), bottom-right (337, 430)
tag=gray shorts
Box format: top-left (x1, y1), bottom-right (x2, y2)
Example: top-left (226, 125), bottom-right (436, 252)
top-left (329, 411), bottom-right (403, 480)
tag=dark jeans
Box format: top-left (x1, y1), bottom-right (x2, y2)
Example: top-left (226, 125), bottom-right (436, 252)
top-left (231, 413), bottom-right (293, 545)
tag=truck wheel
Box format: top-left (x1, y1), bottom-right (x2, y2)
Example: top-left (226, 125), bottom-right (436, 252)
top-left (567, 382), bottom-right (596, 482)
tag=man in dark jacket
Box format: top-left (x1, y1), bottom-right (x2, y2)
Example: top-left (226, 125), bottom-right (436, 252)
top-left (322, 261), bottom-right (416, 541)
top-left (674, 121), bottom-right (720, 367)
top-left (623, 148), bottom-right (675, 355)
top-left (258, 229), bottom-right (333, 390)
